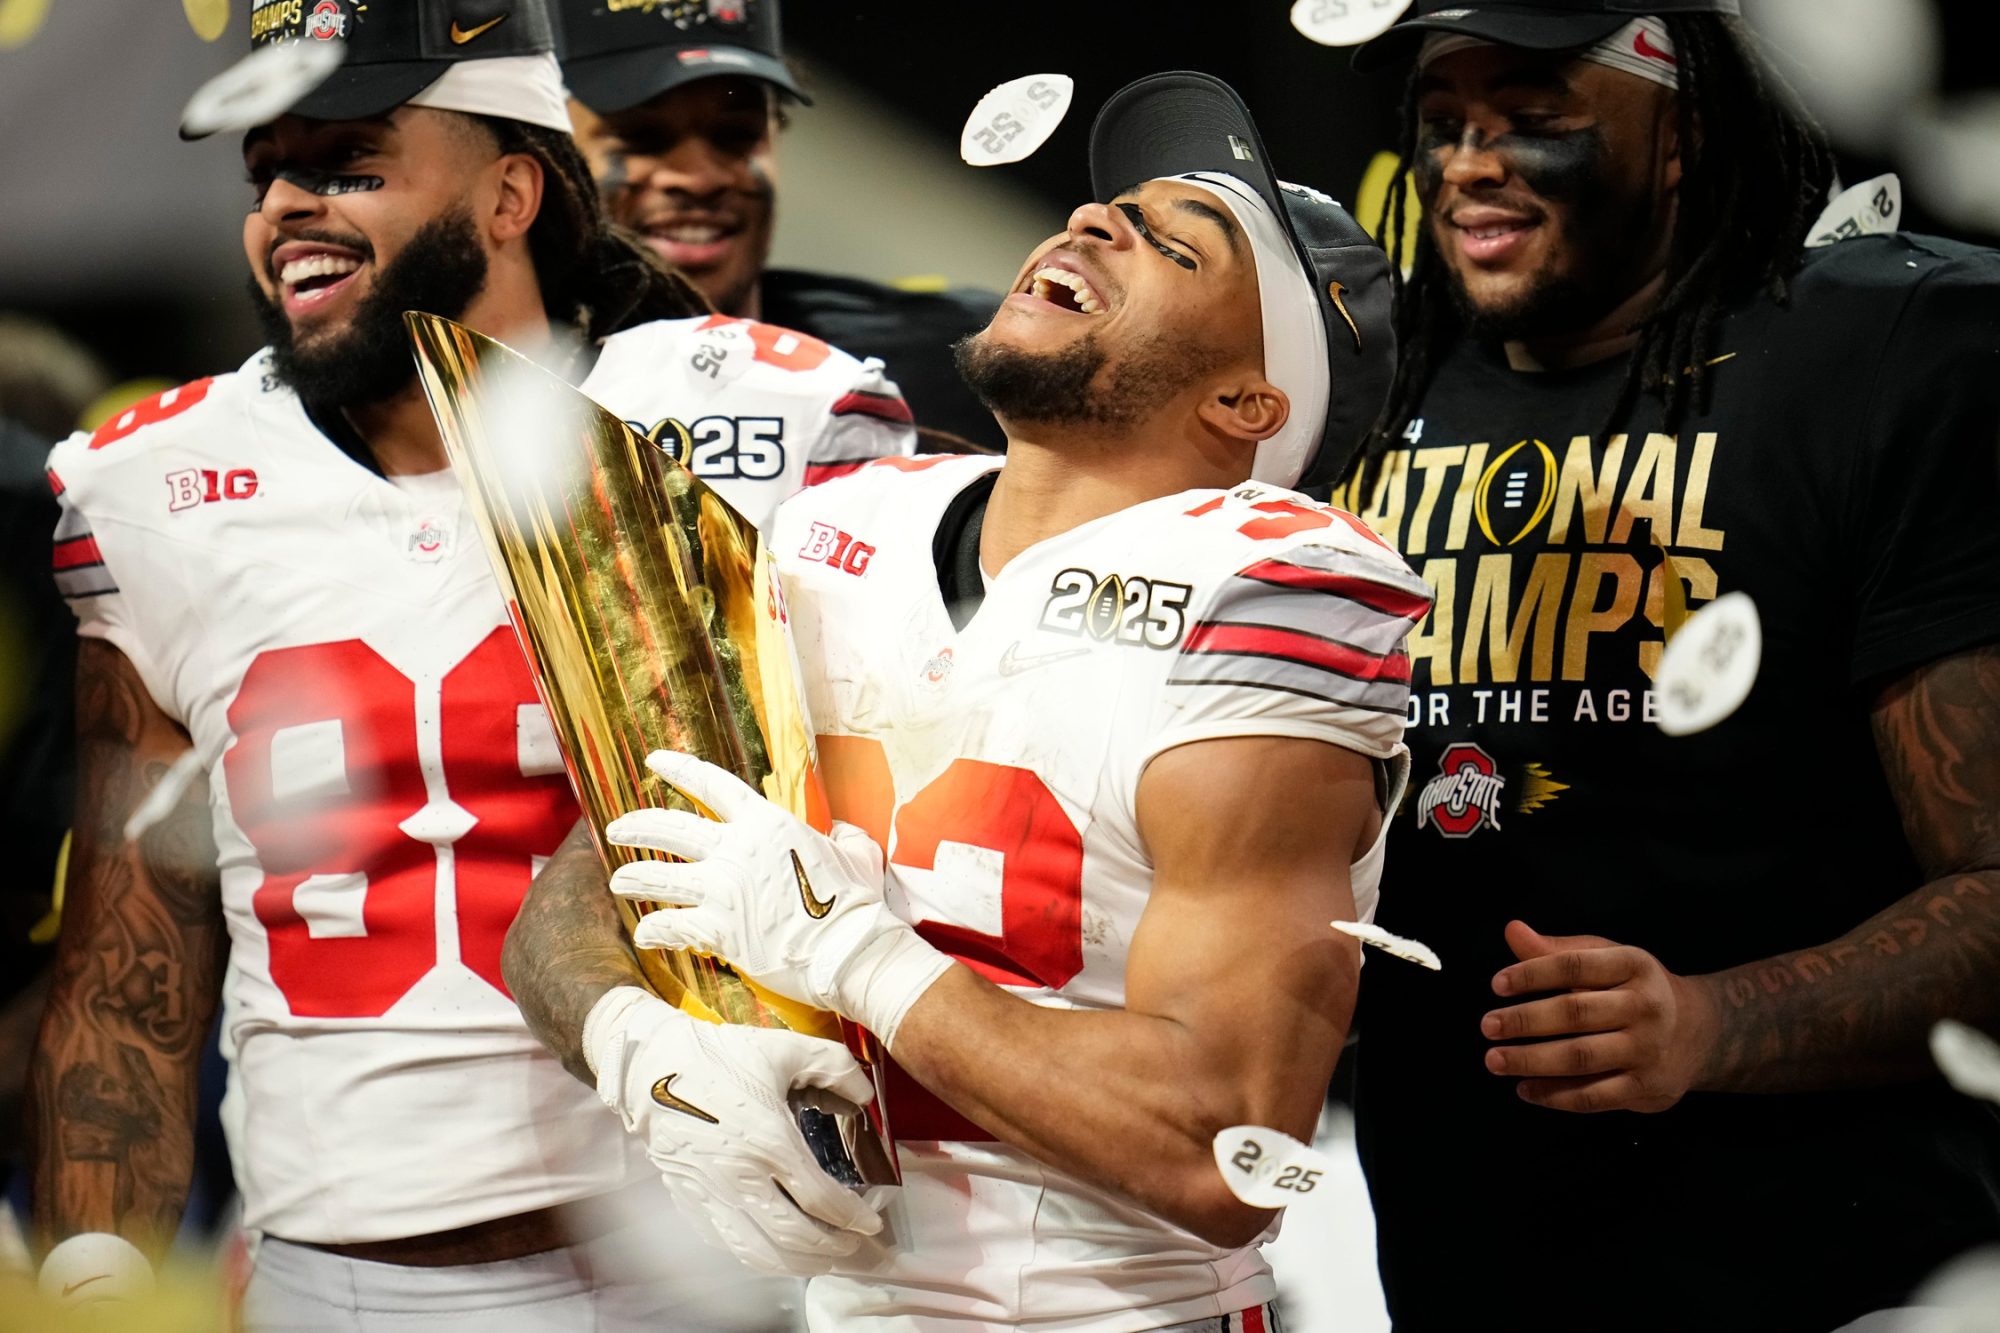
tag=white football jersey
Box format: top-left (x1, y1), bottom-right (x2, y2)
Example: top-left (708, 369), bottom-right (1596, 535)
top-left (45, 317), bottom-right (913, 1244)
top-left (773, 456), bottom-right (1429, 1332)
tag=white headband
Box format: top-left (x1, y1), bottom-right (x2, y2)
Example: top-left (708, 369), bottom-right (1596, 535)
top-left (405, 52), bottom-right (573, 134)
top-left (1165, 173), bottom-right (1330, 491)
top-left (1419, 17), bottom-right (1680, 90)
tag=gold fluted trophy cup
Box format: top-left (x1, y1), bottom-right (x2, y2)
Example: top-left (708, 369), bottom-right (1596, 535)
top-left (405, 312), bottom-right (897, 1188)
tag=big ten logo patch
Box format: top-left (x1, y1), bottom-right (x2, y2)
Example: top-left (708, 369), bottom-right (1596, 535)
top-left (1039, 568), bottom-right (1191, 649)
top-left (629, 415), bottom-right (785, 481)
top-left (799, 521), bottom-right (875, 576)
top-left (167, 467), bottom-right (258, 512)
top-left (1327, 429), bottom-right (1729, 689)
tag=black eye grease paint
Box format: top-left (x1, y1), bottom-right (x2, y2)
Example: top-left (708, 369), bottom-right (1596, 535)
top-left (1415, 124), bottom-right (1607, 205)
top-left (1116, 203), bottom-right (1196, 270)
top-left (253, 167), bottom-right (387, 207)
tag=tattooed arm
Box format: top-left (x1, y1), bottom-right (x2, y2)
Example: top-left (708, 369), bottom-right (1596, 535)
top-left (1699, 643), bottom-right (2000, 1089)
top-left (502, 818), bottom-right (646, 1085)
top-left (27, 640), bottom-right (224, 1253)
top-left (1482, 643), bottom-right (2000, 1111)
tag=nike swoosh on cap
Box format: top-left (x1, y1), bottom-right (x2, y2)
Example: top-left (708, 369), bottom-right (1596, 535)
top-left (1634, 29), bottom-right (1678, 65)
top-left (450, 14), bottom-right (505, 43)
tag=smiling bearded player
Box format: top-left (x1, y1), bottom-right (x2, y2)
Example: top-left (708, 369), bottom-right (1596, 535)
top-left (500, 72), bottom-right (1431, 1331)
top-left (27, 0), bottom-right (913, 1325)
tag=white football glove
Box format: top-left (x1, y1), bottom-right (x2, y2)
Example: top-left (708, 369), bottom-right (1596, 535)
top-left (583, 985), bottom-right (883, 1274)
top-left (605, 750), bottom-right (954, 1048)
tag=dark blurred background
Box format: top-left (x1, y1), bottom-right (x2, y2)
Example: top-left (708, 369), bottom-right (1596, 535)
top-left (3, 0), bottom-right (1993, 392)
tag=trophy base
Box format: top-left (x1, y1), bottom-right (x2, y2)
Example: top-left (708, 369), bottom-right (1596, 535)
top-left (790, 1088), bottom-right (901, 1189)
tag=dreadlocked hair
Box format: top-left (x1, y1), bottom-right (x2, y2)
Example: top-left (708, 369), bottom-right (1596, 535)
top-left (1347, 15), bottom-right (1836, 501)
top-left (473, 115), bottom-right (711, 340)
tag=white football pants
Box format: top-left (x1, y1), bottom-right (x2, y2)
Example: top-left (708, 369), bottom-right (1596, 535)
top-left (242, 1229), bottom-right (801, 1332)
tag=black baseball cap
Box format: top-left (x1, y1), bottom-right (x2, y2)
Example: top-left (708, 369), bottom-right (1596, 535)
top-left (1354, 0), bottom-right (1739, 69)
top-left (555, 0), bottom-right (808, 114)
top-left (1089, 71), bottom-right (1394, 491)
top-left (182, 0), bottom-right (559, 138)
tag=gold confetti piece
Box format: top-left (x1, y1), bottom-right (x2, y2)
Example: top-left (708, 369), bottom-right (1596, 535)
top-left (0, 0), bottom-right (52, 50)
top-left (185, 0), bottom-right (229, 42)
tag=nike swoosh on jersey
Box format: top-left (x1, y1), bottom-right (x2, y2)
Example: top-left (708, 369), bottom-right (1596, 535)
top-left (651, 1074), bottom-right (720, 1124)
top-left (61, 1275), bottom-right (111, 1299)
top-left (794, 849), bottom-right (835, 919)
top-left (449, 14), bottom-right (505, 43)
top-left (997, 642), bottom-right (1092, 676)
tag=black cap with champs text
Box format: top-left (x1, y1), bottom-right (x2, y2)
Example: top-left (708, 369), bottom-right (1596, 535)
top-left (1353, 0), bottom-right (1739, 69)
top-left (1088, 71), bottom-right (1394, 490)
top-left (182, 0), bottom-right (562, 139)
top-left (554, 0), bottom-right (808, 115)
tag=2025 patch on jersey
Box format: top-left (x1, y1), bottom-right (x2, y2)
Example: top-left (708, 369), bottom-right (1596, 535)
top-left (773, 456), bottom-right (1429, 1333)
top-left (44, 317), bottom-right (912, 1244)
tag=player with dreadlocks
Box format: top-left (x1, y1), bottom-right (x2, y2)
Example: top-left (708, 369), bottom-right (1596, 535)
top-left (1357, 2), bottom-right (1837, 485)
top-left (29, 0), bottom-right (912, 1325)
top-left (1337, 2), bottom-right (2000, 1329)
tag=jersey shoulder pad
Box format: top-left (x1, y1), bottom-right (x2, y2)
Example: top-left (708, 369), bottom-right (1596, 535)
top-left (55, 374), bottom-right (238, 461)
top-left (1164, 483), bottom-right (1431, 726)
top-left (773, 453), bottom-right (995, 567)
top-left (604, 314), bottom-right (888, 398)
top-left (46, 365), bottom-right (265, 518)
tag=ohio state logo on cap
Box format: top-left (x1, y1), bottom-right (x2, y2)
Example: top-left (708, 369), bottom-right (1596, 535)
top-left (1417, 742), bottom-right (1507, 838)
top-left (307, 0), bottom-right (346, 39)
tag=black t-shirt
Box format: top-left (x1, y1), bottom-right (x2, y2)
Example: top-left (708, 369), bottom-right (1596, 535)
top-left (760, 267), bottom-right (1003, 454)
top-left (1337, 235), bottom-right (2000, 1331)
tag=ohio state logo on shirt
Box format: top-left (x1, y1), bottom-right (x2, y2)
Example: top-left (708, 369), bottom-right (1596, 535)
top-left (1417, 742), bottom-right (1507, 838)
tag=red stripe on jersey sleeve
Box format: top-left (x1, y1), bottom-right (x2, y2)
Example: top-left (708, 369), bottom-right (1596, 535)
top-left (1184, 622), bottom-right (1413, 684)
top-left (1244, 1306), bottom-right (1268, 1333)
top-left (830, 390), bottom-right (914, 424)
top-left (1328, 507), bottom-right (1393, 551)
top-left (804, 460), bottom-right (870, 487)
top-left (867, 454), bottom-right (959, 473)
top-left (46, 468), bottom-right (66, 498)
top-left (52, 535), bottom-right (103, 571)
top-left (1238, 559), bottom-right (1432, 622)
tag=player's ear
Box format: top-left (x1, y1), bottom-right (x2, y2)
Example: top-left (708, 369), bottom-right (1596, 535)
top-left (1659, 91), bottom-right (1686, 195)
top-left (1199, 375), bottom-right (1288, 444)
top-left (488, 151), bottom-right (545, 246)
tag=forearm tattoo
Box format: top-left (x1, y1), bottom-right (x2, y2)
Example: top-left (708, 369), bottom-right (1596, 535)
top-left (28, 641), bottom-right (223, 1248)
top-left (502, 819), bottom-right (647, 1087)
top-left (1700, 646), bottom-right (2000, 1093)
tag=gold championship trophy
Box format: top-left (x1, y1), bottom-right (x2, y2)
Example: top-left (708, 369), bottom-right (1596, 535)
top-left (405, 312), bottom-right (897, 1188)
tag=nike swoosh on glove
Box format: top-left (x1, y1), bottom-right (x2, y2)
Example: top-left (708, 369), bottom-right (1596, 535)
top-left (605, 749), bottom-right (954, 1049)
top-left (584, 985), bottom-right (882, 1275)
top-left (38, 1232), bottom-right (155, 1308)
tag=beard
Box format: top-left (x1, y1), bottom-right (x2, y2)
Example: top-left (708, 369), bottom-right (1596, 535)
top-left (251, 207), bottom-right (489, 411)
top-left (954, 326), bottom-right (1224, 433)
top-left (1428, 143), bottom-right (1666, 344)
